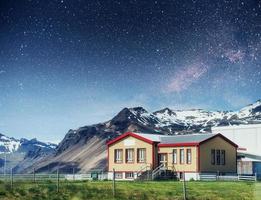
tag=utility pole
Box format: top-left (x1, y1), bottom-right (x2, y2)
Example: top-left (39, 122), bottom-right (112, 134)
top-left (112, 168), bottom-right (116, 197)
top-left (33, 168), bottom-right (36, 183)
top-left (182, 172), bottom-right (187, 200)
top-left (73, 167), bottom-right (75, 181)
top-left (4, 153), bottom-right (6, 179)
top-left (11, 168), bottom-right (13, 189)
top-left (57, 168), bottom-right (60, 193)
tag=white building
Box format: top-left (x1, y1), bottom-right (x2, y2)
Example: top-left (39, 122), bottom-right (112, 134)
top-left (212, 124), bottom-right (261, 178)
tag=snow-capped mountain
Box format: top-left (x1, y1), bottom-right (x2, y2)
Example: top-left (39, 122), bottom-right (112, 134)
top-left (25, 100), bottom-right (261, 173)
top-left (0, 134), bottom-right (57, 154)
top-left (0, 133), bottom-right (57, 172)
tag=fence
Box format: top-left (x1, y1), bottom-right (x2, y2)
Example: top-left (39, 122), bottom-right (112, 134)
top-left (199, 173), bottom-right (257, 182)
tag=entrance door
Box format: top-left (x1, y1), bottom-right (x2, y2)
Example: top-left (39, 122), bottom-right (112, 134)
top-left (159, 153), bottom-right (168, 168)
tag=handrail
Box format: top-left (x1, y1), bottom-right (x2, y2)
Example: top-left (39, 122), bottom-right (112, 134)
top-left (136, 164), bottom-right (151, 177)
top-left (151, 163), bottom-right (164, 179)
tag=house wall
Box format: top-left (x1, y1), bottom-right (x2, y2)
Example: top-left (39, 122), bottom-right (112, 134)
top-left (158, 146), bottom-right (198, 172)
top-left (108, 135), bottom-right (156, 173)
top-left (212, 124), bottom-right (261, 157)
top-left (199, 136), bottom-right (237, 173)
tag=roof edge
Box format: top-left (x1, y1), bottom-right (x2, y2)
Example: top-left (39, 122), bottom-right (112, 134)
top-left (199, 133), bottom-right (238, 147)
top-left (158, 142), bottom-right (199, 147)
top-left (107, 132), bottom-right (154, 146)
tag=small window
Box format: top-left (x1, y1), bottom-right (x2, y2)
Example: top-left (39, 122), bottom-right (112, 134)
top-left (216, 150), bottom-right (221, 165)
top-left (221, 150), bottom-right (226, 165)
top-left (186, 149), bottom-right (192, 164)
top-left (137, 148), bottom-right (146, 163)
top-left (211, 149), bottom-right (215, 165)
top-left (115, 172), bottom-right (123, 179)
top-left (173, 149), bottom-right (177, 164)
top-left (126, 149), bottom-right (134, 163)
top-left (114, 149), bottom-right (123, 163)
top-left (180, 149), bottom-right (184, 164)
top-left (125, 172), bottom-right (134, 179)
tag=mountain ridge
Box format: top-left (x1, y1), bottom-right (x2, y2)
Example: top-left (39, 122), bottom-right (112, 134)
top-left (21, 99), bottom-right (261, 173)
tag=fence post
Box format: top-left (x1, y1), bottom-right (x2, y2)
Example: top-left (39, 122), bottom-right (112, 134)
top-left (33, 168), bottom-right (36, 183)
top-left (57, 168), bottom-right (60, 193)
top-left (11, 168), bottom-right (13, 189)
top-left (73, 167), bottom-right (75, 181)
top-left (112, 168), bottom-right (116, 197)
top-left (182, 172), bottom-right (187, 200)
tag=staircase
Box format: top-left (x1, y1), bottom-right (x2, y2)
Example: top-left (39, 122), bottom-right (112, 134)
top-left (151, 164), bottom-right (177, 180)
top-left (136, 164), bottom-right (152, 181)
top-left (136, 164), bottom-right (177, 181)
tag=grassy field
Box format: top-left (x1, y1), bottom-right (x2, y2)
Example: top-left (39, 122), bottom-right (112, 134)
top-left (0, 180), bottom-right (258, 200)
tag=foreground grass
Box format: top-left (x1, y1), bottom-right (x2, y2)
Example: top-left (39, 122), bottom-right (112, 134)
top-left (0, 180), bottom-right (257, 200)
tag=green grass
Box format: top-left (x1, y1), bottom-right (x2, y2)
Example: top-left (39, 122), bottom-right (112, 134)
top-left (0, 180), bottom-right (257, 200)
top-left (254, 182), bottom-right (261, 200)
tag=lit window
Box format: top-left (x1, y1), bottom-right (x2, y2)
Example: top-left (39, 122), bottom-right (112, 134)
top-left (216, 150), bottom-right (221, 165)
top-left (126, 149), bottom-right (134, 163)
top-left (114, 149), bottom-right (123, 163)
top-left (137, 148), bottom-right (146, 163)
top-left (221, 150), bottom-right (226, 165)
top-left (211, 149), bottom-right (215, 165)
top-left (180, 149), bottom-right (184, 164)
top-left (186, 149), bottom-right (192, 164)
top-left (173, 149), bottom-right (177, 164)
top-left (125, 172), bottom-right (134, 179)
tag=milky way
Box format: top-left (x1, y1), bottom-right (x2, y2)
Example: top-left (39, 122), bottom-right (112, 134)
top-left (0, 0), bottom-right (260, 141)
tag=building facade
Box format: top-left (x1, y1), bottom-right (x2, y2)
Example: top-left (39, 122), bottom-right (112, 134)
top-left (107, 132), bottom-right (238, 180)
top-left (212, 124), bottom-right (261, 179)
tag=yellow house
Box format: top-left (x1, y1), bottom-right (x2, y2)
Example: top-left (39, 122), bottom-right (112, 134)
top-left (107, 132), bottom-right (238, 180)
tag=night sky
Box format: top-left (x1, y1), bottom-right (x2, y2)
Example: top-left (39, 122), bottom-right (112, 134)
top-left (0, 0), bottom-right (260, 142)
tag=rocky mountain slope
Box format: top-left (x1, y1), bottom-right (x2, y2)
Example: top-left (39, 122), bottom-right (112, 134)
top-left (0, 134), bottom-right (57, 172)
top-left (22, 100), bottom-right (261, 173)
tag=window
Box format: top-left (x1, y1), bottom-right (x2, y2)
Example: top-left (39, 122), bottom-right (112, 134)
top-left (173, 149), bottom-right (177, 164)
top-left (211, 149), bottom-right (215, 165)
top-left (216, 150), bottom-right (221, 165)
top-left (180, 149), bottom-right (184, 164)
top-left (221, 150), bottom-right (226, 165)
top-left (114, 149), bottom-right (123, 163)
top-left (137, 148), bottom-right (146, 163)
top-left (115, 172), bottom-right (123, 179)
top-left (186, 149), bottom-right (192, 164)
top-left (125, 172), bottom-right (134, 179)
top-left (126, 148), bottom-right (134, 163)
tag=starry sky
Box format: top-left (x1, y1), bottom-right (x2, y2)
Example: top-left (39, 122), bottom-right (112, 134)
top-left (0, 0), bottom-right (260, 142)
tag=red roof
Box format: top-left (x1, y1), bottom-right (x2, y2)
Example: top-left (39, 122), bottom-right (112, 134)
top-left (107, 132), bottom-right (238, 148)
top-left (106, 132), bottom-right (155, 146)
top-left (158, 133), bottom-right (238, 148)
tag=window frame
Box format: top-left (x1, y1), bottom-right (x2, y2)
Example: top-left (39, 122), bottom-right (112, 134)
top-left (211, 149), bottom-right (216, 165)
top-left (125, 172), bottom-right (134, 179)
top-left (173, 149), bottom-right (177, 164)
top-left (114, 149), bottom-right (123, 163)
top-left (186, 149), bottom-right (192, 164)
top-left (180, 149), bottom-right (185, 164)
top-left (216, 149), bottom-right (221, 165)
top-left (125, 148), bottom-right (134, 163)
top-left (221, 150), bottom-right (226, 165)
top-left (137, 148), bottom-right (146, 163)
top-left (114, 172), bottom-right (123, 179)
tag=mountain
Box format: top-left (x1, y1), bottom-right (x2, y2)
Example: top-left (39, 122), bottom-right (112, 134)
top-left (22, 100), bottom-right (261, 173)
top-left (0, 134), bottom-right (57, 172)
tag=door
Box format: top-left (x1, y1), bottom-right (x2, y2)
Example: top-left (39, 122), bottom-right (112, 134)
top-left (159, 153), bottom-right (168, 168)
